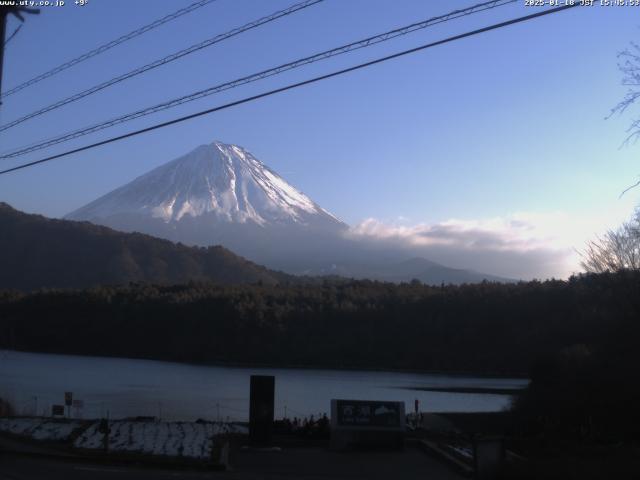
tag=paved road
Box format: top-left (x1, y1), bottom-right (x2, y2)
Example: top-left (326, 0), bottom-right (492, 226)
top-left (1, 447), bottom-right (464, 480)
top-left (234, 446), bottom-right (464, 480)
top-left (0, 454), bottom-right (223, 480)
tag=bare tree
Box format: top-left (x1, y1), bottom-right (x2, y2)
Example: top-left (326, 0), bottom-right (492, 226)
top-left (609, 42), bottom-right (640, 195)
top-left (581, 211), bottom-right (640, 273)
top-left (611, 42), bottom-right (640, 140)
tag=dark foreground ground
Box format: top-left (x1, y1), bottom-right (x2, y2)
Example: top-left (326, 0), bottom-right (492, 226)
top-left (4, 413), bottom-right (640, 479)
top-left (0, 447), bottom-right (463, 480)
top-left (0, 454), bottom-right (217, 480)
top-left (234, 446), bottom-right (463, 480)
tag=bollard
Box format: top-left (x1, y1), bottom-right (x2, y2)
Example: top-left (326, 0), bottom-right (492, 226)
top-left (473, 435), bottom-right (505, 480)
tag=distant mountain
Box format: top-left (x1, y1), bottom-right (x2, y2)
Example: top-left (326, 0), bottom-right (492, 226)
top-left (303, 257), bottom-right (514, 284)
top-left (376, 257), bottom-right (512, 284)
top-left (0, 203), bottom-right (289, 291)
top-left (65, 140), bottom-right (512, 285)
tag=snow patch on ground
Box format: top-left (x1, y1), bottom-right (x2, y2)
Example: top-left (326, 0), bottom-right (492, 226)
top-left (0, 417), bottom-right (248, 460)
top-left (74, 420), bottom-right (248, 459)
top-left (0, 418), bottom-right (83, 441)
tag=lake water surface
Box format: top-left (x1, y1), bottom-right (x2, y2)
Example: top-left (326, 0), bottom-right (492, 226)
top-left (0, 350), bottom-right (527, 421)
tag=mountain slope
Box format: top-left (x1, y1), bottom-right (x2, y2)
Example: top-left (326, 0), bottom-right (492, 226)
top-left (67, 141), bottom-right (345, 230)
top-left (369, 257), bottom-right (512, 283)
top-left (64, 140), bottom-right (513, 285)
top-left (303, 257), bottom-right (514, 284)
top-left (66, 141), bottom-right (348, 270)
top-left (0, 203), bottom-right (290, 290)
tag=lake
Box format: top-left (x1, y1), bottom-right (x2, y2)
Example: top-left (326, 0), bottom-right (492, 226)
top-left (0, 350), bottom-right (527, 421)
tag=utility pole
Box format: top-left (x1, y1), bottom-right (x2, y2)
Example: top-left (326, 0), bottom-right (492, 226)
top-left (0, 6), bottom-right (40, 105)
top-left (0, 8), bottom-right (7, 100)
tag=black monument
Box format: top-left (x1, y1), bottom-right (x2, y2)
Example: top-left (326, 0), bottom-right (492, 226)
top-left (249, 375), bottom-right (275, 445)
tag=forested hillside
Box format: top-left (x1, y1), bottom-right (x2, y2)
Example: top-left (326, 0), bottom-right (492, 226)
top-left (0, 202), bottom-right (290, 289)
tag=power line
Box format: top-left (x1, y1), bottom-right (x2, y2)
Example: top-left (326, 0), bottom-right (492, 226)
top-left (0, 4), bottom-right (579, 177)
top-left (0, 0), bottom-right (323, 133)
top-left (0, 0), bottom-right (517, 158)
top-left (0, 0), bottom-right (220, 100)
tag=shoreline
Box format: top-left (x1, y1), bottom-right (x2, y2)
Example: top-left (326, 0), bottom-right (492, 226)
top-left (0, 349), bottom-right (529, 381)
top-left (398, 386), bottom-right (526, 395)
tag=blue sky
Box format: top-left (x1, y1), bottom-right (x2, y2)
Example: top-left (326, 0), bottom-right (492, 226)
top-left (1, 0), bottom-right (639, 278)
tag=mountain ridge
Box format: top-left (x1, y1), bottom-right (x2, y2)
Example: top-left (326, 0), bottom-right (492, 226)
top-left (0, 202), bottom-right (291, 290)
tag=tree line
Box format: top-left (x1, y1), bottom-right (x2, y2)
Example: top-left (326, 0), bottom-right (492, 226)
top-left (1, 271), bottom-right (638, 377)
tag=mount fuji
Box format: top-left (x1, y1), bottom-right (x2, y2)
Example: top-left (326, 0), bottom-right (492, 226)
top-left (66, 141), bottom-right (511, 284)
top-left (66, 141), bottom-right (349, 271)
top-left (68, 141), bottom-right (344, 230)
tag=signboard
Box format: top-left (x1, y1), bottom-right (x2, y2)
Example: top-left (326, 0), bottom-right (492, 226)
top-left (51, 405), bottom-right (65, 416)
top-left (64, 392), bottom-right (73, 406)
top-left (330, 399), bottom-right (405, 451)
top-left (335, 400), bottom-right (402, 428)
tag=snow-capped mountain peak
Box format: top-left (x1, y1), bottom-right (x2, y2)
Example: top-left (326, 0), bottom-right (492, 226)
top-left (66, 141), bottom-right (344, 229)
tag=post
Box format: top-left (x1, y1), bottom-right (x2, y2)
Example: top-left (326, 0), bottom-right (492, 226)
top-left (473, 435), bottom-right (505, 480)
top-left (0, 9), bottom-right (6, 101)
top-left (99, 418), bottom-right (110, 453)
top-left (64, 392), bottom-right (73, 418)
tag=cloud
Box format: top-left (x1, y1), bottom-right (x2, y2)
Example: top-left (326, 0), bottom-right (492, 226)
top-left (345, 207), bottom-right (637, 280)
